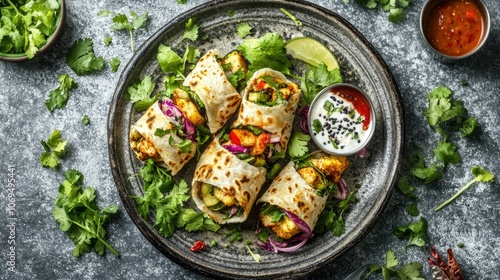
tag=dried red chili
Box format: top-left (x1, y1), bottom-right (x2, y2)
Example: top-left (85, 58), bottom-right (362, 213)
top-left (190, 240), bottom-right (206, 252)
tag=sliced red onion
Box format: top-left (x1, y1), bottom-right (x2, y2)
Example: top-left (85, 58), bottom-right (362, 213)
top-left (334, 178), bottom-right (349, 200)
top-left (159, 98), bottom-right (183, 119)
top-left (223, 143), bottom-right (249, 154)
top-left (182, 118), bottom-right (196, 139)
top-left (228, 206), bottom-right (239, 217)
top-left (358, 147), bottom-right (368, 158)
top-left (284, 210), bottom-right (311, 235)
top-left (298, 106), bottom-right (310, 133)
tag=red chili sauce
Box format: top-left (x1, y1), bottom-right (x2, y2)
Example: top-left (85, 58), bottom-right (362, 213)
top-left (424, 0), bottom-right (484, 56)
top-left (333, 86), bottom-right (371, 130)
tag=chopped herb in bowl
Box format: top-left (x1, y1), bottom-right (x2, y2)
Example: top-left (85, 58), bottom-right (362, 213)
top-left (0, 0), bottom-right (65, 61)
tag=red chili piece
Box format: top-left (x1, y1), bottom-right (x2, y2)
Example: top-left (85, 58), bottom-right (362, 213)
top-left (190, 240), bottom-right (206, 252)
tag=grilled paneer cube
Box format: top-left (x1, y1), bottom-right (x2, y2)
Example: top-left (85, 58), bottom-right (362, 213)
top-left (172, 88), bottom-right (206, 126)
top-left (260, 213), bottom-right (301, 240)
top-left (213, 187), bottom-right (236, 207)
top-left (310, 156), bottom-right (349, 183)
top-left (297, 167), bottom-right (325, 189)
top-left (223, 50), bottom-right (248, 74)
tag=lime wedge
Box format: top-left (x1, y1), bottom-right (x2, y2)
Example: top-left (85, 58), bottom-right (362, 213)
top-left (285, 37), bottom-right (339, 71)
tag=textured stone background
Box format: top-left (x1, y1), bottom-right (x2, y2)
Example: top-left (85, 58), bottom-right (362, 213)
top-left (1, 0), bottom-right (499, 279)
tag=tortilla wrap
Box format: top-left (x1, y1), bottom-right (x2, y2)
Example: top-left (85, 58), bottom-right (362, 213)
top-left (183, 49), bottom-right (241, 134)
top-left (192, 137), bottom-right (266, 224)
top-left (129, 100), bottom-right (196, 175)
top-left (256, 161), bottom-right (327, 231)
top-left (232, 68), bottom-right (300, 152)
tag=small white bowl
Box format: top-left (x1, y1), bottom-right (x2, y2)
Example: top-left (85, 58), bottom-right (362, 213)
top-left (307, 83), bottom-right (375, 156)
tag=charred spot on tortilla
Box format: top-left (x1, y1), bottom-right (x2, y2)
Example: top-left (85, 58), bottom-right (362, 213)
top-left (190, 80), bottom-right (198, 87)
top-left (241, 175), bottom-right (250, 184)
top-left (235, 179), bottom-right (242, 188)
top-left (224, 155), bottom-right (231, 166)
top-left (287, 186), bottom-right (293, 193)
top-left (297, 201), bottom-right (306, 211)
top-left (216, 150), bottom-right (224, 157)
top-left (266, 117), bottom-right (274, 124)
top-left (213, 176), bottom-right (219, 181)
top-left (228, 187), bottom-right (236, 196)
top-left (225, 171), bottom-right (231, 178)
top-left (285, 176), bottom-right (292, 182)
top-left (242, 190), bottom-right (250, 200)
top-left (270, 188), bottom-right (277, 194)
top-left (294, 183), bottom-right (299, 189)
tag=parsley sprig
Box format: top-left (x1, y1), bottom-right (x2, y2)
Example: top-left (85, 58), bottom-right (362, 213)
top-left (52, 170), bottom-right (120, 257)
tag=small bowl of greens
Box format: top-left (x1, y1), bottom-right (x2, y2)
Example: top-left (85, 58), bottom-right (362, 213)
top-left (0, 0), bottom-right (65, 62)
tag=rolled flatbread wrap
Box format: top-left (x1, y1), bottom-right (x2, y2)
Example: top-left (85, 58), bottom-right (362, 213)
top-left (183, 49), bottom-right (242, 134)
top-left (257, 153), bottom-right (349, 239)
top-left (129, 100), bottom-right (196, 175)
top-left (232, 68), bottom-right (300, 152)
top-left (192, 137), bottom-right (266, 224)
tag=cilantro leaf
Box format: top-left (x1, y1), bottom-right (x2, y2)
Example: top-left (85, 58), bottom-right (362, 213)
top-left (287, 131), bottom-right (310, 158)
top-left (434, 166), bottom-right (494, 211)
top-left (460, 117), bottom-right (478, 137)
top-left (182, 17), bottom-right (200, 42)
top-left (300, 64), bottom-right (343, 105)
top-left (397, 176), bottom-right (419, 200)
top-left (433, 140), bottom-right (460, 165)
top-left (127, 75), bottom-right (158, 111)
top-left (104, 35), bottom-right (112, 46)
top-left (109, 57), bottom-right (121, 72)
top-left (392, 217), bottom-right (428, 253)
top-left (280, 8), bottom-right (302, 27)
top-left (45, 74), bottom-right (77, 111)
top-left (157, 44), bottom-right (183, 74)
top-left (367, 251), bottom-right (424, 280)
top-left (66, 38), bottom-right (105, 75)
top-left (236, 22), bottom-right (252, 39)
top-left (82, 115), bottom-right (90, 125)
top-left (132, 160), bottom-right (219, 237)
top-left (99, 10), bottom-right (148, 52)
top-left (237, 33), bottom-right (292, 74)
top-left (40, 130), bottom-right (67, 169)
top-left (52, 169), bottom-right (120, 257)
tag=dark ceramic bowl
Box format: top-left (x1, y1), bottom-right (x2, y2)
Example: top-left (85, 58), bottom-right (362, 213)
top-left (108, 0), bottom-right (404, 278)
top-left (0, 0), bottom-right (65, 62)
top-left (420, 0), bottom-right (490, 62)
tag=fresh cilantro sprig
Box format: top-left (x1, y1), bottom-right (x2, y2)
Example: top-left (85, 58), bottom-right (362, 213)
top-left (366, 250), bottom-right (424, 280)
top-left (98, 10), bottom-right (149, 52)
top-left (392, 217), bottom-right (428, 253)
top-left (45, 74), bottom-right (77, 112)
top-left (236, 22), bottom-right (252, 39)
top-left (132, 159), bottom-right (220, 237)
top-left (315, 191), bottom-right (357, 236)
top-left (346, 0), bottom-right (411, 23)
top-left (0, 0), bottom-right (61, 58)
top-left (434, 166), bottom-right (494, 211)
top-left (66, 38), bottom-right (105, 75)
top-left (52, 170), bottom-right (120, 257)
top-left (300, 63), bottom-right (343, 105)
top-left (40, 130), bottom-right (67, 169)
top-left (424, 85), bottom-right (478, 137)
top-left (182, 17), bottom-right (200, 42)
top-left (287, 131), bottom-right (310, 158)
top-left (127, 75), bottom-right (158, 112)
top-left (108, 57), bottom-right (120, 72)
top-left (237, 33), bottom-right (292, 75)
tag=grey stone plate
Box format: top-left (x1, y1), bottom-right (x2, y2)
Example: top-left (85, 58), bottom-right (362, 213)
top-left (107, 0), bottom-right (404, 278)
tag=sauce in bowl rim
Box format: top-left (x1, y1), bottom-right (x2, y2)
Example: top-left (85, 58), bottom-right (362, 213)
top-left (307, 83), bottom-right (376, 156)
